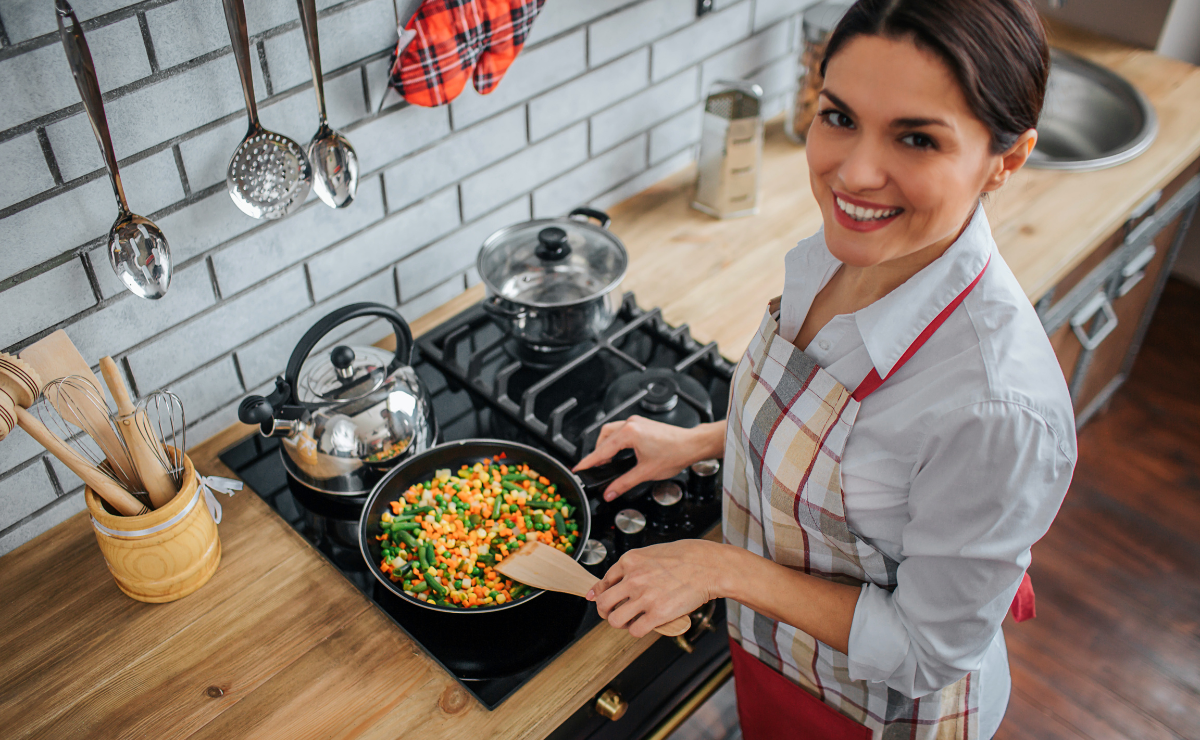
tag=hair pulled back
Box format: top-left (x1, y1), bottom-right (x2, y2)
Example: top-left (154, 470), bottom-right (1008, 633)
top-left (820, 0), bottom-right (1049, 154)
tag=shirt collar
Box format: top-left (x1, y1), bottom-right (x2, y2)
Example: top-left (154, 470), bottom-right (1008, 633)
top-left (855, 203), bottom-right (994, 378)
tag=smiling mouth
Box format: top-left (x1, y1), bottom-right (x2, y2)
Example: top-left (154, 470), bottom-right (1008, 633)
top-left (835, 196), bottom-right (903, 222)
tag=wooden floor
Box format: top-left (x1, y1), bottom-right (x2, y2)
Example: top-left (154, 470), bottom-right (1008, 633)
top-left (995, 278), bottom-right (1200, 740)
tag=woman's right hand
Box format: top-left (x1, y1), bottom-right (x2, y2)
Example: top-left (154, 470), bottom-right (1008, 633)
top-left (573, 416), bottom-right (725, 501)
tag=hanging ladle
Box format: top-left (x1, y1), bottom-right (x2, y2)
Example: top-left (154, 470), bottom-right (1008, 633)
top-left (222, 0), bottom-right (312, 220)
top-left (56, 0), bottom-right (171, 300)
top-left (297, 0), bottom-right (359, 208)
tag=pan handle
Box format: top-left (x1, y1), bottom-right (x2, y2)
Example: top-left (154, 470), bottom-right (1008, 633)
top-left (574, 448), bottom-right (638, 494)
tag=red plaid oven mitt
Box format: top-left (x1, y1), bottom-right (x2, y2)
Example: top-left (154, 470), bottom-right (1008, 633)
top-left (388, 0), bottom-right (546, 107)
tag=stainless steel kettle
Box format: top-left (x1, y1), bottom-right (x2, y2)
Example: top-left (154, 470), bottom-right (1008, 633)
top-left (237, 303), bottom-right (437, 497)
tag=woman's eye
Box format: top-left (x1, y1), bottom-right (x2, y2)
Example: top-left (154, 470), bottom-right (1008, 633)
top-left (901, 132), bottom-right (937, 150)
top-left (820, 110), bottom-right (854, 129)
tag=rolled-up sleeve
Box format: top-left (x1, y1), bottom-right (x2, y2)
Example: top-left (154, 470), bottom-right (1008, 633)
top-left (846, 400), bottom-right (1075, 697)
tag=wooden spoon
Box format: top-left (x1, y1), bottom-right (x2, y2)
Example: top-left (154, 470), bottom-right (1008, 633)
top-left (496, 541), bottom-right (693, 637)
top-left (18, 330), bottom-right (140, 491)
top-left (99, 357), bottom-right (178, 509)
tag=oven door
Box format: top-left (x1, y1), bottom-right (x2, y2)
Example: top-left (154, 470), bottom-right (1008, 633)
top-left (547, 601), bottom-right (733, 740)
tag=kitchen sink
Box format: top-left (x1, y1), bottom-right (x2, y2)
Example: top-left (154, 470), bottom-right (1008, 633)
top-left (1027, 49), bottom-right (1157, 171)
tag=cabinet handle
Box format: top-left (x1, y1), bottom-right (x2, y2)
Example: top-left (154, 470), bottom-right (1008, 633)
top-left (1070, 292), bottom-right (1118, 351)
top-left (1118, 245), bottom-right (1157, 296)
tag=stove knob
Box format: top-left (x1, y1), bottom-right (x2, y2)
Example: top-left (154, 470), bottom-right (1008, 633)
top-left (595, 688), bottom-right (627, 721)
top-left (580, 538), bottom-right (610, 577)
top-left (649, 480), bottom-right (686, 533)
top-left (613, 508), bottom-right (646, 554)
top-left (688, 459), bottom-right (721, 505)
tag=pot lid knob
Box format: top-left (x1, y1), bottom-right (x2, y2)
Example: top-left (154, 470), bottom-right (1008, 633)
top-left (331, 345), bottom-right (356, 380)
top-left (534, 227), bottom-right (571, 261)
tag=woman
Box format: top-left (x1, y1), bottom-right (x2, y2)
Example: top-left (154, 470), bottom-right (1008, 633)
top-left (575, 1), bottom-right (1077, 738)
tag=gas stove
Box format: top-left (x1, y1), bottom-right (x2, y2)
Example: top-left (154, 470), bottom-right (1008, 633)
top-left (219, 293), bottom-right (733, 727)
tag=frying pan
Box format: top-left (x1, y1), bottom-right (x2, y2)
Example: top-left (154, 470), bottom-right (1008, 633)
top-left (358, 439), bottom-right (635, 614)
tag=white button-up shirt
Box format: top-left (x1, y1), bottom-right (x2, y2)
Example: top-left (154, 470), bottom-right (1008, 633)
top-left (778, 205), bottom-right (1077, 738)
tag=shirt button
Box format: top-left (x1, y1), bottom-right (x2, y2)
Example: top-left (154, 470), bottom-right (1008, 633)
top-left (818, 339), bottom-right (831, 351)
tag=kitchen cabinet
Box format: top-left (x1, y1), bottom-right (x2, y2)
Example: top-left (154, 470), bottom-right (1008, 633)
top-left (1037, 160), bottom-right (1200, 425)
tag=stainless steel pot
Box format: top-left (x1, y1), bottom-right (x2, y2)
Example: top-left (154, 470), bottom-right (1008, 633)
top-left (237, 303), bottom-right (438, 497)
top-left (477, 207), bottom-right (628, 350)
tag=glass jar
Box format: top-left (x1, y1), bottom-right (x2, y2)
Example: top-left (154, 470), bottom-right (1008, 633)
top-left (784, 1), bottom-right (850, 144)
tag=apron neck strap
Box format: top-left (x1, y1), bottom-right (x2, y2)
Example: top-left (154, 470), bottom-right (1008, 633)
top-left (852, 255), bottom-right (991, 402)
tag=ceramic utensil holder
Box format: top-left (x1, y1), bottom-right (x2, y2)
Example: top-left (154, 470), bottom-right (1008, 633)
top-left (85, 448), bottom-right (221, 603)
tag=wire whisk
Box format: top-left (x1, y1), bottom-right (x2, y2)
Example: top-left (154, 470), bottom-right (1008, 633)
top-left (38, 375), bottom-right (141, 492)
top-left (135, 390), bottom-right (187, 488)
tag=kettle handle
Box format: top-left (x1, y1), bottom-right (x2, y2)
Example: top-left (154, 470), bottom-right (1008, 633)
top-left (568, 207), bottom-right (611, 229)
top-left (283, 303), bottom-right (414, 392)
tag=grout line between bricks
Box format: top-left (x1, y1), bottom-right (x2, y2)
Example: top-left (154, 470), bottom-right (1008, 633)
top-left (137, 11), bottom-right (159, 74)
top-left (36, 127), bottom-right (64, 186)
top-left (81, 252), bottom-right (104, 303)
top-left (173, 145), bottom-right (191, 197)
top-left (42, 457), bottom-right (65, 497)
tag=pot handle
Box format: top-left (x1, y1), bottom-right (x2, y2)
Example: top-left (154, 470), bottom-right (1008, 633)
top-left (481, 295), bottom-right (529, 319)
top-left (284, 303), bottom-right (414, 388)
top-left (568, 207), bottom-right (611, 229)
top-left (574, 448), bottom-right (638, 495)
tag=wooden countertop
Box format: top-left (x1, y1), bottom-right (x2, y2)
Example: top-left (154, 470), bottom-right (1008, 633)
top-left (3, 21), bottom-right (1199, 740)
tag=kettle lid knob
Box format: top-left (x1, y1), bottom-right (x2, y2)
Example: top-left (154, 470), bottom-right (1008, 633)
top-left (331, 345), bottom-right (355, 379)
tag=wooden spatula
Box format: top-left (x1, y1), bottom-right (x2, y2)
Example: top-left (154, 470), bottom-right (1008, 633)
top-left (18, 331), bottom-right (140, 491)
top-left (497, 541), bottom-right (693, 637)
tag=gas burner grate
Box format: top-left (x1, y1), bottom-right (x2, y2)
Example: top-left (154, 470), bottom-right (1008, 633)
top-left (417, 293), bottom-right (735, 460)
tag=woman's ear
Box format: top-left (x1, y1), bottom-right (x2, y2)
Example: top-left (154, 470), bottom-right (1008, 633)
top-left (982, 129), bottom-right (1038, 193)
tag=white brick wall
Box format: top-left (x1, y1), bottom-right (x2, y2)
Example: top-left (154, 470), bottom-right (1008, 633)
top-left (0, 0), bottom-right (813, 555)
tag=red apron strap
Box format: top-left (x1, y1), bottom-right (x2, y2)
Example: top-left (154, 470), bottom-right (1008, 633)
top-left (1010, 571), bottom-right (1036, 622)
top-left (852, 256), bottom-right (991, 402)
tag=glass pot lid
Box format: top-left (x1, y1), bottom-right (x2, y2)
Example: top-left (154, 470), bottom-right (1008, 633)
top-left (477, 216), bottom-right (628, 308)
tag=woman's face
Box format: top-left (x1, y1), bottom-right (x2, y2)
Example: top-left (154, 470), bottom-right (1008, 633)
top-left (806, 34), bottom-right (1033, 268)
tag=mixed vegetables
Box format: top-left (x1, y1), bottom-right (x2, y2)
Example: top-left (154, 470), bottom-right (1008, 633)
top-left (375, 453), bottom-right (580, 608)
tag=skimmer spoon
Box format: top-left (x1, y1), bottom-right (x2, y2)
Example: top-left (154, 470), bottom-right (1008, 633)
top-left (56, 0), bottom-right (171, 300)
top-left (222, 0), bottom-right (312, 220)
top-left (297, 0), bottom-right (359, 208)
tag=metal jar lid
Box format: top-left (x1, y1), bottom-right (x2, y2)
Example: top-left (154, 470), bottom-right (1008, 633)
top-left (476, 208), bottom-right (628, 308)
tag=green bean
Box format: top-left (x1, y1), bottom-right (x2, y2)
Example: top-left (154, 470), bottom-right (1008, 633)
top-left (418, 542), bottom-right (430, 570)
top-left (489, 498), bottom-right (503, 520)
top-left (554, 511), bottom-right (567, 534)
top-left (409, 580), bottom-right (428, 593)
top-left (527, 500), bottom-right (557, 509)
top-left (510, 584), bottom-right (529, 598)
top-left (424, 571), bottom-right (447, 596)
top-left (502, 472), bottom-right (528, 482)
top-left (501, 481), bottom-right (524, 493)
top-left (406, 505), bottom-right (433, 516)
top-left (424, 542), bottom-right (436, 569)
top-left (391, 521), bottom-right (423, 531)
top-left (397, 530), bottom-right (419, 549)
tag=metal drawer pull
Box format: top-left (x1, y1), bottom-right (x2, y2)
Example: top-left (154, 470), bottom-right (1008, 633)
top-left (1071, 292), bottom-right (1118, 350)
top-left (1118, 245), bottom-right (1157, 296)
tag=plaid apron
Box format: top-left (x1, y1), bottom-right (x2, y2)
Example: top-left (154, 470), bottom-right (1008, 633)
top-left (723, 261), bottom-right (989, 740)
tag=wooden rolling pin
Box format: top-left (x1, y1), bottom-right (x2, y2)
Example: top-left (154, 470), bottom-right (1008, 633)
top-left (0, 354), bottom-right (148, 516)
top-left (99, 357), bottom-right (178, 510)
top-left (497, 540), bottom-right (694, 637)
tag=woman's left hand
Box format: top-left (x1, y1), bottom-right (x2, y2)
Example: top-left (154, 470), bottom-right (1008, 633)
top-left (587, 539), bottom-right (726, 638)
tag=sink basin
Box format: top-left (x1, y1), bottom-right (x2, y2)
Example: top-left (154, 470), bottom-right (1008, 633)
top-left (1027, 49), bottom-right (1157, 171)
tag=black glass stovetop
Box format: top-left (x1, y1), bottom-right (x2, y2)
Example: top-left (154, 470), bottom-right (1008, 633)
top-left (219, 294), bottom-right (732, 710)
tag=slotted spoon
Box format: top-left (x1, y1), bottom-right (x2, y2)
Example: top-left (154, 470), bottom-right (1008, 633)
top-left (222, 0), bottom-right (312, 220)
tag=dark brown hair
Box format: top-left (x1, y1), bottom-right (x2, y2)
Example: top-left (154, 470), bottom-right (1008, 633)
top-left (820, 0), bottom-right (1049, 154)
